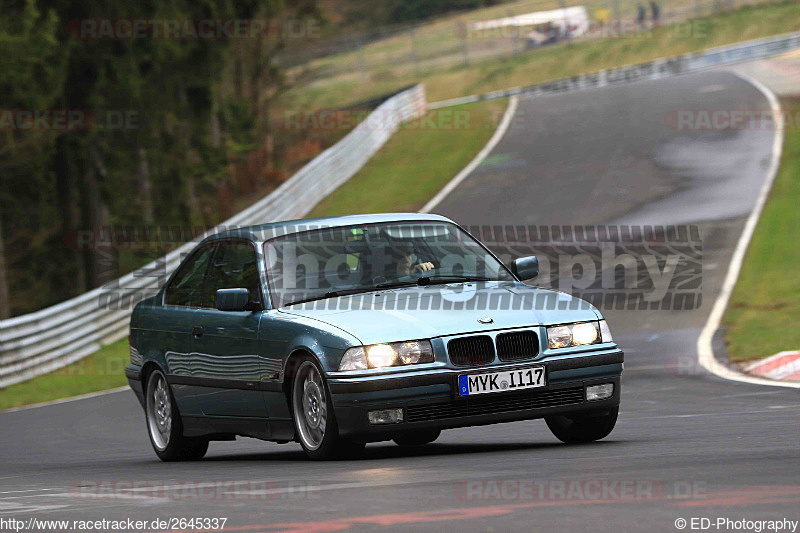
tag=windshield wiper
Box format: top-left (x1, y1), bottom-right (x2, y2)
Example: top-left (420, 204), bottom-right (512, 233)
top-left (283, 288), bottom-right (377, 307)
top-left (417, 275), bottom-right (492, 286)
top-left (376, 276), bottom-right (492, 290)
top-left (374, 281), bottom-right (419, 290)
top-left (283, 295), bottom-right (327, 306)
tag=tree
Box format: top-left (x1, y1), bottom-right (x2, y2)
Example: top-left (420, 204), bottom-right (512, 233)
top-left (0, 0), bottom-right (324, 315)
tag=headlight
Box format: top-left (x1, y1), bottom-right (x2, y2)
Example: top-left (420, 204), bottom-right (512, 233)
top-left (598, 320), bottom-right (613, 343)
top-left (338, 346), bottom-right (368, 371)
top-left (367, 344), bottom-right (396, 367)
top-left (338, 340), bottom-right (434, 371)
top-left (546, 321), bottom-right (601, 349)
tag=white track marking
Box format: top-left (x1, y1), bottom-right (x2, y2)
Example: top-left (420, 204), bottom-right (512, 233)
top-left (1, 387), bottom-right (130, 413)
top-left (421, 95), bottom-right (519, 213)
top-left (0, 489), bottom-right (57, 495)
top-left (696, 71), bottom-right (800, 389)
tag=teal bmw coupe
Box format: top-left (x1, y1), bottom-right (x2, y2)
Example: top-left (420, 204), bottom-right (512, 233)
top-left (126, 213), bottom-right (622, 460)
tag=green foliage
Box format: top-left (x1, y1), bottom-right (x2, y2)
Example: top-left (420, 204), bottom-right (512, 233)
top-left (387, 0), bottom-right (501, 23)
top-left (0, 0), bottom-right (65, 109)
top-left (0, 0), bottom-right (324, 315)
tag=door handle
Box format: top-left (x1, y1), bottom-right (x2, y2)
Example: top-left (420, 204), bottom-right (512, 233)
top-left (192, 326), bottom-right (204, 338)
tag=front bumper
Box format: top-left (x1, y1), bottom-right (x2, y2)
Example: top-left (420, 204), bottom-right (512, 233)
top-left (328, 348), bottom-right (623, 441)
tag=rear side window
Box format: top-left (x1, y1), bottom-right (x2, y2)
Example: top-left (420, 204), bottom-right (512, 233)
top-left (164, 243), bottom-right (216, 307)
top-left (202, 240), bottom-right (261, 307)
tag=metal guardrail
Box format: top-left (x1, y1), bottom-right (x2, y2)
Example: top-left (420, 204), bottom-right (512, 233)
top-left (0, 84), bottom-right (427, 389)
top-left (428, 31), bottom-right (800, 108)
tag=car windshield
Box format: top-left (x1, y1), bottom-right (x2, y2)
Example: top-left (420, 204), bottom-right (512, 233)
top-left (263, 221), bottom-right (514, 307)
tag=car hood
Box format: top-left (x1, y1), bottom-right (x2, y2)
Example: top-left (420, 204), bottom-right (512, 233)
top-left (278, 282), bottom-right (599, 345)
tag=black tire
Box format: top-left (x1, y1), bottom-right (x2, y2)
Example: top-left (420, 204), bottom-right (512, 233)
top-left (145, 369), bottom-right (209, 462)
top-left (393, 429), bottom-right (441, 447)
top-left (291, 358), bottom-right (364, 460)
top-left (545, 407), bottom-right (619, 444)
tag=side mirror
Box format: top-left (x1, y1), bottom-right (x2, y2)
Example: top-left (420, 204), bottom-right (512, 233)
top-left (216, 288), bottom-right (255, 312)
top-left (510, 256), bottom-right (539, 280)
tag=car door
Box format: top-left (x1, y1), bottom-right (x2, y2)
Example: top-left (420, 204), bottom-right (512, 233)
top-left (189, 239), bottom-right (269, 419)
top-left (158, 242), bottom-right (217, 416)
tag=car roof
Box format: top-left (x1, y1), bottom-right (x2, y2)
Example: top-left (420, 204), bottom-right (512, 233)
top-left (201, 212), bottom-right (456, 244)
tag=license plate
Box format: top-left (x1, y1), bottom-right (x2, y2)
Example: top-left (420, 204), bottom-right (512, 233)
top-left (458, 366), bottom-right (545, 396)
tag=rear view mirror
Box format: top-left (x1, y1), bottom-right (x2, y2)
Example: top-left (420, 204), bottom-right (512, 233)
top-left (216, 288), bottom-right (253, 312)
top-left (510, 256), bottom-right (539, 280)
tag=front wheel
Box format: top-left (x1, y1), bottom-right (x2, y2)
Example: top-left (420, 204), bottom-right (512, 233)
top-left (545, 407), bottom-right (618, 444)
top-left (145, 369), bottom-right (208, 461)
top-left (292, 359), bottom-right (364, 460)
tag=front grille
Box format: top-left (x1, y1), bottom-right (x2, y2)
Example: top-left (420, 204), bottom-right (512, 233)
top-left (496, 330), bottom-right (539, 362)
top-left (448, 335), bottom-right (495, 366)
top-left (406, 386), bottom-right (584, 422)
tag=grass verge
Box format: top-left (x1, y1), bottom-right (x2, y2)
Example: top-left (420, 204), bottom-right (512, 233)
top-left (723, 98), bottom-right (800, 364)
top-left (308, 98), bottom-right (508, 216)
top-left (285, 1), bottom-right (800, 110)
top-left (0, 339), bottom-right (129, 411)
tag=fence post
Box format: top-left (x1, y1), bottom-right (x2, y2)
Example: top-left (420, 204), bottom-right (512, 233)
top-left (456, 19), bottom-right (470, 67)
top-left (354, 34), bottom-right (367, 79)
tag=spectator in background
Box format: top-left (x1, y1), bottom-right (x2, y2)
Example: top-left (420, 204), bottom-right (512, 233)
top-left (651, 1), bottom-right (661, 26)
top-left (637, 4), bottom-right (647, 28)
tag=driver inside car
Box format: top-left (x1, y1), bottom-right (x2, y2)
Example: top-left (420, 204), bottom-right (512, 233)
top-left (393, 241), bottom-right (435, 278)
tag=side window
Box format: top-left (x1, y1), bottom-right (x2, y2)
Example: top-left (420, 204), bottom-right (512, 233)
top-left (164, 244), bottom-right (217, 307)
top-left (202, 240), bottom-right (261, 308)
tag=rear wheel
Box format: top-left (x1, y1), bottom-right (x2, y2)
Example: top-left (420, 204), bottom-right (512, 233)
top-left (545, 407), bottom-right (618, 444)
top-left (393, 429), bottom-right (441, 447)
top-left (145, 370), bottom-right (208, 461)
top-left (292, 359), bottom-right (364, 460)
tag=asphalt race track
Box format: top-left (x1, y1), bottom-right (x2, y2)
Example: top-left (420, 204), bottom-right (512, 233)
top-left (1, 71), bottom-right (798, 533)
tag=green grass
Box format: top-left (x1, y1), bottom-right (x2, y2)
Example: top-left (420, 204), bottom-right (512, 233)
top-left (308, 98), bottom-right (508, 217)
top-left (723, 98), bottom-right (800, 364)
top-left (307, 0), bottom-right (778, 78)
top-left (0, 339), bottom-right (129, 411)
top-left (283, 1), bottom-right (800, 110)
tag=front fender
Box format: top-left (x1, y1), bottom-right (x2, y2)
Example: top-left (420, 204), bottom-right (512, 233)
top-left (262, 310), bottom-right (362, 375)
